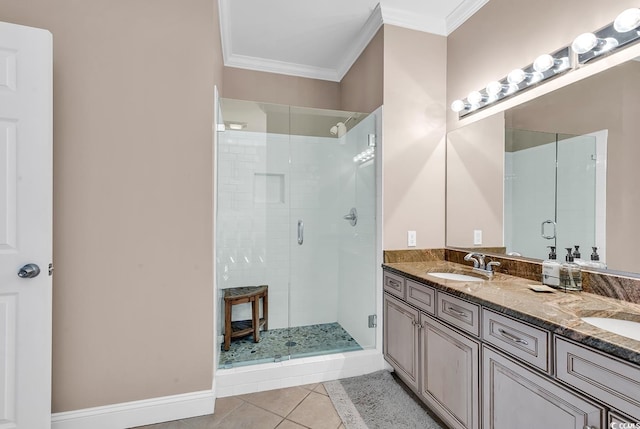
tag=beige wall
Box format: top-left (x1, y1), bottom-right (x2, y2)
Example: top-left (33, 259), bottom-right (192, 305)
top-left (447, 113), bottom-right (504, 248)
top-left (382, 25), bottom-right (447, 249)
top-left (1, 0), bottom-right (219, 412)
top-left (222, 67), bottom-right (341, 110)
top-left (340, 28), bottom-right (384, 113)
top-left (447, 0), bottom-right (639, 128)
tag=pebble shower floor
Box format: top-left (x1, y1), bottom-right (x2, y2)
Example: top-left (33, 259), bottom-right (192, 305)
top-left (219, 322), bottom-right (362, 368)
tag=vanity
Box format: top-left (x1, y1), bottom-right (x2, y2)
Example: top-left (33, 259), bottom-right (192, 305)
top-left (383, 258), bottom-right (640, 429)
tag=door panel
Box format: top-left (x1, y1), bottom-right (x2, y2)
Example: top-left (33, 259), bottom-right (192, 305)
top-left (0, 21), bottom-right (53, 428)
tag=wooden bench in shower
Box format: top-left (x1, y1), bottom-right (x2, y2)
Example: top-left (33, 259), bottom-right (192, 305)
top-left (223, 285), bottom-right (268, 351)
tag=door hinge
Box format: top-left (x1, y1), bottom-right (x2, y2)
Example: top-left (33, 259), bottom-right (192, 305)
top-left (48, 263), bottom-right (54, 276)
top-left (368, 314), bottom-right (377, 328)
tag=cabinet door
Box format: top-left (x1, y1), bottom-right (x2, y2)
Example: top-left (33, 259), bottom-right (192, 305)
top-left (483, 346), bottom-right (603, 429)
top-left (383, 293), bottom-right (419, 390)
top-left (420, 315), bottom-right (479, 429)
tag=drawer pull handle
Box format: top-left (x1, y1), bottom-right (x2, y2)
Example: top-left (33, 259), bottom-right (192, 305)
top-left (448, 305), bottom-right (467, 318)
top-left (498, 328), bottom-right (529, 345)
top-left (387, 279), bottom-right (400, 289)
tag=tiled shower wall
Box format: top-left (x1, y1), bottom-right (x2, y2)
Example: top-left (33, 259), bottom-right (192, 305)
top-left (216, 113), bottom-right (377, 349)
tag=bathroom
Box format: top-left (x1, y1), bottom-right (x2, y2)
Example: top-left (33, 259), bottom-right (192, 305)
top-left (3, 0), bottom-right (640, 428)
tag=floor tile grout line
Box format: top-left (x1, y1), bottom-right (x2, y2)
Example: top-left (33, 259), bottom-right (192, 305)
top-left (198, 396), bottom-right (244, 428)
top-left (283, 388), bottom-right (314, 421)
top-left (239, 388), bottom-right (313, 420)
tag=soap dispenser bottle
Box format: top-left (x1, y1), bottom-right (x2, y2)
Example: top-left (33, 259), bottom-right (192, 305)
top-left (589, 247), bottom-right (607, 269)
top-left (542, 246), bottom-right (560, 288)
top-left (560, 248), bottom-right (583, 291)
top-left (572, 245), bottom-right (587, 267)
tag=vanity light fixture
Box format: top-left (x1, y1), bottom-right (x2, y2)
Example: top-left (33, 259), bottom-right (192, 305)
top-left (452, 46), bottom-right (570, 118)
top-left (451, 6), bottom-right (640, 119)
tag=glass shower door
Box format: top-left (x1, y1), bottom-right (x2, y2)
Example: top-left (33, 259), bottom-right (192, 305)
top-left (288, 109), bottom-right (377, 359)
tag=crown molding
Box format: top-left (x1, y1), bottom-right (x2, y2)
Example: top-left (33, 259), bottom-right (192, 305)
top-left (380, 5), bottom-right (447, 36)
top-left (335, 3), bottom-right (384, 81)
top-left (446, 0), bottom-right (490, 35)
top-left (225, 53), bottom-right (343, 82)
top-left (219, 0), bottom-right (489, 82)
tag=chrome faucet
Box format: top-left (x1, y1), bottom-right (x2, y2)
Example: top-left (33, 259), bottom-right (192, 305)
top-left (464, 252), bottom-right (485, 269)
top-left (464, 252), bottom-right (500, 278)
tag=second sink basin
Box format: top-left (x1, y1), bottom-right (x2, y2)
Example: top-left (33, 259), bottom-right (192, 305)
top-left (581, 317), bottom-right (640, 342)
top-left (428, 272), bottom-right (484, 282)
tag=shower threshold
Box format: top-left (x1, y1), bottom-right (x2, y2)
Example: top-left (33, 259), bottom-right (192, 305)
top-left (219, 322), bottom-right (362, 368)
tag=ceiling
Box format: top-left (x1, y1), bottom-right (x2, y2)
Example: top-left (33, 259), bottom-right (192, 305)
top-left (219, 0), bottom-right (489, 82)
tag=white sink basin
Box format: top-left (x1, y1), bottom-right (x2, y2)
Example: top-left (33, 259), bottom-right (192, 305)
top-left (581, 317), bottom-right (640, 342)
top-left (428, 272), bottom-right (484, 282)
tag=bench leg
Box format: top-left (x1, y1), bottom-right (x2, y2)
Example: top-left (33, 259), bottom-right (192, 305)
top-left (252, 297), bottom-right (260, 343)
top-left (224, 300), bottom-right (231, 351)
top-left (263, 292), bottom-right (268, 331)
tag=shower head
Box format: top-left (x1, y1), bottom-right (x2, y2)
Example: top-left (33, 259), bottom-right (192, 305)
top-left (329, 116), bottom-right (353, 137)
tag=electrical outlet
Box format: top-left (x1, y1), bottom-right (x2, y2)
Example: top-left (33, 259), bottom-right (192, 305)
top-left (474, 229), bottom-right (482, 245)
top-left (408, 230), bottom-right (417, 247)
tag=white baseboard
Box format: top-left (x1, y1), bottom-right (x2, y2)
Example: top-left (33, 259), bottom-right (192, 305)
top-left (51, 389), bottom-right (215, 429)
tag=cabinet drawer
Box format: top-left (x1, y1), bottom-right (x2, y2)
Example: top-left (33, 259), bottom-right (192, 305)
top-left (555, 337), bottom-right (640, 420)
top-left (436, 292), bottom-right (479, 336)
top-left (383, 271), bottom-right (405, 299)
top-left (482, 309), bottom-right (551, 373)
top-left (406, 280), bottom-right (435, 315)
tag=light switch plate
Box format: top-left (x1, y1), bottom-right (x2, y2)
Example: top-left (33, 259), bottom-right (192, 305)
top-left (408, 230), bottom-right (417, 247)
top-left (473, 229), bottom-right (482, 245)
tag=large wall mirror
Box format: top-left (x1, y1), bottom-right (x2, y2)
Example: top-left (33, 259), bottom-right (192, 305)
top-left (446, 57), bottom-right (640, 274)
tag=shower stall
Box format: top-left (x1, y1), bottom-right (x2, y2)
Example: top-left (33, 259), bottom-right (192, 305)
top-left (215, 99), bottom-right (380, 369)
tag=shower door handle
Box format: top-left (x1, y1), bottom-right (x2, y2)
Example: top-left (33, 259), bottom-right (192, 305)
top-left (541, 219), bottom-right (556, 239)
top-left (297, 220), bottom-right (304, 245)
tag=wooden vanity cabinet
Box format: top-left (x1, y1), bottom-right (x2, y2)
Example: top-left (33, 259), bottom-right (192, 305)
top-left (483, 346), bottom-right (604, 429)
top-left (420, 314), bottom-right (479, 429)
top-left (382, 269), bottom-right (639, 429)
top-left (383, 293), bottom-right (420, 390)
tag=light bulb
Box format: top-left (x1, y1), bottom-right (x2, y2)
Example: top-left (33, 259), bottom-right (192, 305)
top-left (533, 54), bottom-right (554, 72)
top-left (451, 99), bottom-right (467, 113)
top-left (467, 91), bottom-right (484, 105)
top-left (572, 32), bottom-right (598, 54)
top-left (507, 69), bottom-right (526, 85)
top-left (486, 81), bottom-right (503, 96)
top-left (505, 83), bottom-right (519, 95)
top-left (615, 8), bottom-right (640, 32)
top-left (529, 72), bottom-right (544, 84)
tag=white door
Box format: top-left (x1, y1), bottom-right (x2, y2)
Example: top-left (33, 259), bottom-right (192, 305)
top-left (0, 22), bottom-right (53, 428)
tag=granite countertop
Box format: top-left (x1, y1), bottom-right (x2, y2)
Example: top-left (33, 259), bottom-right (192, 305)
top-left (383, 260), bottom-right (640, 365)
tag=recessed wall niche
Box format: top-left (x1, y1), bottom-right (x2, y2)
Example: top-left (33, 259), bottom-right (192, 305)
top-left (254, 173), bottom-right (285, 204)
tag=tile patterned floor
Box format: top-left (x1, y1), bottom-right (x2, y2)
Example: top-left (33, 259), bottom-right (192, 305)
top-left (133, 383), bottom-right (344, 429)
top-left (219, 322), bottom-right (362, 368)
